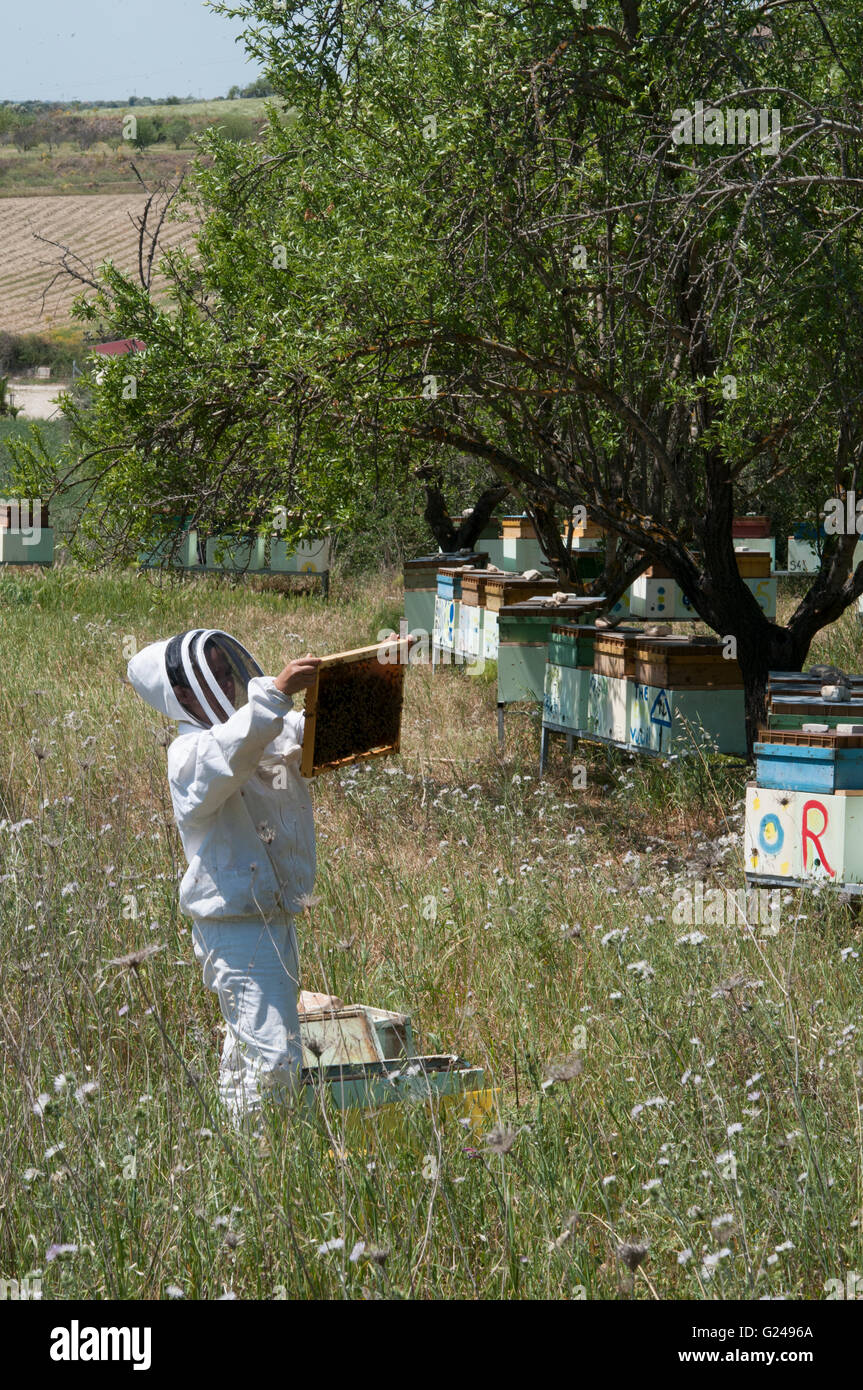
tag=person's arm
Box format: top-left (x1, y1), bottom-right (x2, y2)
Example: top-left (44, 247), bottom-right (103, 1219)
top-left (169, 656), bottom-right (320, 823)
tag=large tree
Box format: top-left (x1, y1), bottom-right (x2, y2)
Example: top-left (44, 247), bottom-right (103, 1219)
top-left (13, 0), bottom-right (863, 746)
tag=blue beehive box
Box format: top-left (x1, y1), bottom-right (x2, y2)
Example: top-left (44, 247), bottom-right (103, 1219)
top-left (754, 730), bottom-right (863, 794)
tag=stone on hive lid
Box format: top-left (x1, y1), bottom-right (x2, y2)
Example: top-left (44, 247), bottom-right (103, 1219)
top-left (821, 684), bottom-right (850, 701)
top-left (802, 723), bottom-right (829, 733)
top-left (836, 724), bottom-right (863, 735)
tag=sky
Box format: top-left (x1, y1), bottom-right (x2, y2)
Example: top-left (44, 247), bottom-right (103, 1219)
top-left (1, 0), bottom-right (264, 103)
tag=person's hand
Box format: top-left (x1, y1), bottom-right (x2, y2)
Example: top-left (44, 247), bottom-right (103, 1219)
top-left (275, 655), bottom-right (322, 697)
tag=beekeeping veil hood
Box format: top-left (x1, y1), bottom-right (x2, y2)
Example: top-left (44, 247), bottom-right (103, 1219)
top-left (127, 629), bottom-right (264, 728)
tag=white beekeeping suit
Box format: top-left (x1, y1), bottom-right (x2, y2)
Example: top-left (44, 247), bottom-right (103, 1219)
top-left (127, 629), bottom-right (316, 1125)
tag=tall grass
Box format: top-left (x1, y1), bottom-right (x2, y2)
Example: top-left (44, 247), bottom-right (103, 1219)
top-left (2, 566), bottom-right (862, 1299)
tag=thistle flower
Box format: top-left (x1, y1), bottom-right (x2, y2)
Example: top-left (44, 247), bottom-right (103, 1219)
top-left (486, 1124), bottom-right (517, 1156)
top-left (616, 1241), bottom-right (649, 1272)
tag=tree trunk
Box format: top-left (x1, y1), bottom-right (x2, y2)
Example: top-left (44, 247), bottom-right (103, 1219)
top-left (454, 484), bottom-right (510, 549)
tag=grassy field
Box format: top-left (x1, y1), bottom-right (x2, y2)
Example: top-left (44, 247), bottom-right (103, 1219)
top-left (2, 565), bottom-right (863, 1300)
top-left (0, 100), bottom-right (277, 199)
top-left (0, 193), bottom-right (197, 335)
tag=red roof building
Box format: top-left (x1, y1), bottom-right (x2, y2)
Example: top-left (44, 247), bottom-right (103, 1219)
top-left (89, 339), bottom-right (147, 357)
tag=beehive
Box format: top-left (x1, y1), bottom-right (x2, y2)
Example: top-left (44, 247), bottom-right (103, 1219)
top-left (205, 535), bottom-right (265, 572)
top-left (458, 569), bottom-right (490, 661)
top-left (498, 600), bottom-right (601, 705)
top-left (587, 671), bottom-right (631, 744)
top-left (483, 575), bottom-right (559, 612)
top-left (745, 783), bottom-right (863, 890)
top-left (768, 695), bottom-right (863, 730)
top-left (434, 563), bottom-right (476, 658)
top-left (678, 576), bottom-right (777, 620)
top-left (735, 538), bottom-right (776, 567)
top-left (500, 516), bottom-right (547, 571)
top-left (301, 639), bottom-right (408, 776)
top-left (0, 517), bottom-right (55, 565)
top-left (754, 727), bottom-right (863, 794)
top-left (567, 515), bottom-right (605, 540)
top-left (628, 683), bottom-right (746, 755)
top-left (482, 575), bottom-right (559, 660)
top-left (544, 663), bottom-right (590, 732)
top-left (592, 628), bottom-right (644, 679)
top-left (265, 536), bottom-right (332, 575)
top-left (500, 515), bottom-right (539, 541)
top-left (547, 623), bottom-right (598, 670)
top-left (734, 550), bottom-right (772, 578)
top-left (733, 516), bottom-right (771, 537)
top-left (404, 550), bottom-right (487, 638)
top-left (787, 538), bottom-right (820, 573)
top-left (631, 635), bottom-right (743, 689)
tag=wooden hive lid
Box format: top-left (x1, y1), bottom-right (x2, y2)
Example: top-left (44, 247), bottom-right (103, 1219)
top-left (757, 726), bottom-right (863, 749)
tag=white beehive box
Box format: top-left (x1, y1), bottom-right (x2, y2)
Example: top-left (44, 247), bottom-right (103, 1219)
top-left (744, 783), bottom-right (863, 888)
top-left (266, 536), bottom-right (332, 573)
top-left (587, 672), bottom-right (630, 744)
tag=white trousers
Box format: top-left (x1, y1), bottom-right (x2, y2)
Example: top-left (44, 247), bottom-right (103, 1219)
top-left (191, 916), bottom-right (302, 1123)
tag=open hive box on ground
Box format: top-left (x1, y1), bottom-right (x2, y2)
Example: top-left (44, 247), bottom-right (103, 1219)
top-left (301, 639), bottom-right (409, 776)
top-left (299, 1002), bottom-right (493, 1144)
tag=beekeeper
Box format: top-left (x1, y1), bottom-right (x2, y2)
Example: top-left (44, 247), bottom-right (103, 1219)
top-left (126, 628), bottom-right (324, 1127)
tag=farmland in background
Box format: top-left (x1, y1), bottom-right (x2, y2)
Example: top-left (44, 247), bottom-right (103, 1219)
top-left (0, 194), bottom-right (197, 335)
top-left (0, 98), bottom-right (279, 197)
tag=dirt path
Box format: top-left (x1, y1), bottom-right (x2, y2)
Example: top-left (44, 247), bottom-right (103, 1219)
top-left (6, 381), bottom-right (68, 420)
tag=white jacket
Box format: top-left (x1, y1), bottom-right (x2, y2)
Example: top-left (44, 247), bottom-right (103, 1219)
top-left (126, 638), bottom-right (315, 922)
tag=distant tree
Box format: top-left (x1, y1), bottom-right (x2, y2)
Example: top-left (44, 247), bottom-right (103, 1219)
top-left (240, 76), bottom-right (273, 97)
top-left (131, 116), bottom-right (165, 151)
top-left (165, 95), bottom-right (181, 105)
top-left (216, 113), bottom-right (255, 142)
top-left (165, 117), bottom-right (192, 149)
top-left (12, 119), bottom-right (39, 152)
top-left (226, 85), bottom-right (241, 99)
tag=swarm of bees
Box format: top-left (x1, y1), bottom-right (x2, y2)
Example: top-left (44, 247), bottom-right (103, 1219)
top-left (308, 655), bottom-right (404, 771)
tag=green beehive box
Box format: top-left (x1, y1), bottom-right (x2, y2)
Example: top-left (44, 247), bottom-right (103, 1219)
top-left (499, 601), bottom-right (601, 705)
top-left (548, 623), bottom-right (598, 669)
top-left (0, 525), bottom-right (55, 565)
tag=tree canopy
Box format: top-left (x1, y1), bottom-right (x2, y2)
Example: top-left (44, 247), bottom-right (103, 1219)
top-left (12, 0), bottom-right (863, 742)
